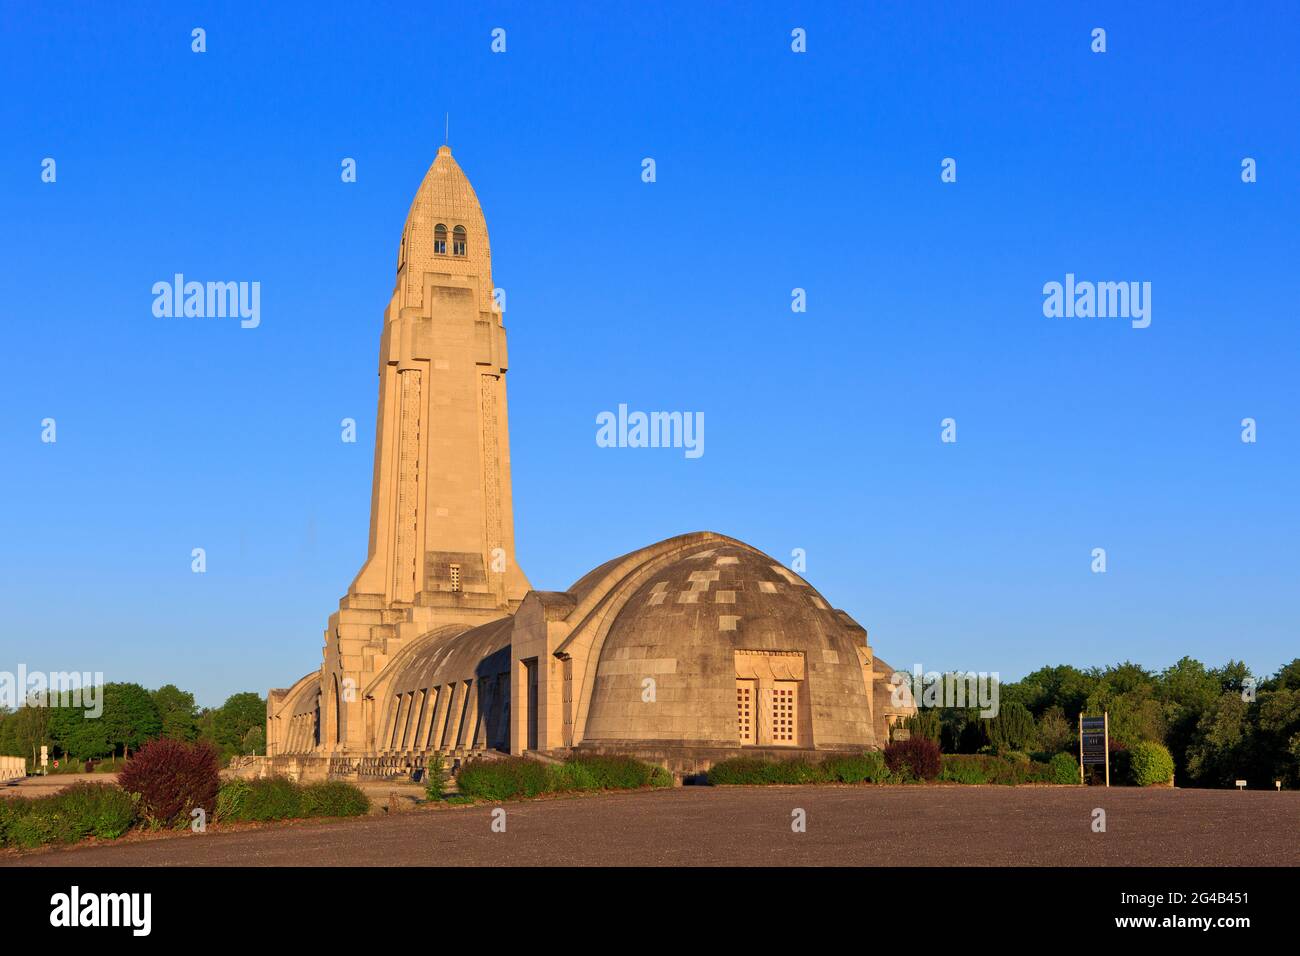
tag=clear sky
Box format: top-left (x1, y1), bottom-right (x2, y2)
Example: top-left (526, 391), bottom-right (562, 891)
top-left (2, 3), bottom-right (1297, 707)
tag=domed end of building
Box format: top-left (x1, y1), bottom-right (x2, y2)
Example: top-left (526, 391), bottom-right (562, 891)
top-left (298, 531), bottom-right (913, 774)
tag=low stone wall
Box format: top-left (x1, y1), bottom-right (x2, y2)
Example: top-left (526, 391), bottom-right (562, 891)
top-left (227, 751), bottom-right (496, 784)
top-left (572, 741), bottom-right (871, 779)
top-left (0, 755), bottom-right (26, 782)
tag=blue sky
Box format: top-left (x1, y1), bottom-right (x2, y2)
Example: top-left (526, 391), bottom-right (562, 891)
top-left (2, 2), bottom-right (1297, 707)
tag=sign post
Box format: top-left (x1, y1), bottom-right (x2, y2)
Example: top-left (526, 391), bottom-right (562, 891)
top-left (1080, 713), bottom-right (1109, 787)
top-left (40, 745), bottom-right (48, 776)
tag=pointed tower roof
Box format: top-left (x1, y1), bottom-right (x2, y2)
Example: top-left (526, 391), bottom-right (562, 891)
top-left (396, 146), bottom-right (494, 313)
top-left (404, 145), bottom-right (486, 230)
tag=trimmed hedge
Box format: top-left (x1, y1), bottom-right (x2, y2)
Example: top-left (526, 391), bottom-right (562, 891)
top-left (1129, 741), bottom-right (1175, 786)
top-left (454, 755), bottom-right (673, 801)
top-left (707, 752), bottom-right (892, 786)
top-left (678, 752), bottom-right (1094, 787)
top-left (0, 783), bottom-right (137, 849)
top-left (214, 776), bottom-right (370, 822)
top-left (301, 781), bottom-right (372, 817)
top-left (939, 754), bottom-right (1081, 785)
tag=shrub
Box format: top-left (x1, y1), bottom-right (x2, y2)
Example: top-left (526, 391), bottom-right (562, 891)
top-left (0, 783), bottom-right (136, 848)
top-left (884, 736), bottom-right (942, 781)
top-left (236, 776), bottom-right (303, 821)
top-left (1129, 741), bottom-right (1175, 786)
top-left (117, 738), bottom-right (220, 828)
top-left (456, 755), bottom-right (670, 800)
top-left (424, 753), bottom-right (447, 801)
top-left (215, 779), bottom-right (252, 821)
top-left (822, 752), bottom-right (891, 784)
top-left (706, 757), bottom-right (830, 786)
top-left (556, 755), bottom-right (670, 790)
top-left (904, 710), bottom-right (942, 743)
top-left (300, 781), bottom-right (370, 817)
top-left (50, 782), bottom-right (137, 840)
top-left (940, 755), bottom-right (991, 784)
top-left (987, 701), bottom-right (1038, 753)
top-left (1107, 739), bottom-right (1131, 784)
top-left (1048, 752), bottom-right (1080, 784)
top-left (457, 757), bottom-right (552, 801)
top-left (2, 804), bottom-right (61, 849)
top-left (214, 777), bottom-right (369, 821)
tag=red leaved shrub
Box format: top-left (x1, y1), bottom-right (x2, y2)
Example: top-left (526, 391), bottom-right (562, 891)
top-left (884, 735), bottom-right (942, 781)
top-left (117, 738), bottom-right (221, 828)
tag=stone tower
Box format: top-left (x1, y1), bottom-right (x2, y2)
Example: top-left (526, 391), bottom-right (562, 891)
top-left (319, 147), bottom-right (530, 752)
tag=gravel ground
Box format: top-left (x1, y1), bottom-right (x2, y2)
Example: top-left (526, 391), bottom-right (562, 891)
top-left (4, 784), bottom-right (1296, 867)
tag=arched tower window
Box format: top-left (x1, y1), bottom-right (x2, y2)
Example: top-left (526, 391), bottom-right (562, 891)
top-left (453, 225), bottom-right (467, 257)
top-left (434, 224), bottom-right (447, 255)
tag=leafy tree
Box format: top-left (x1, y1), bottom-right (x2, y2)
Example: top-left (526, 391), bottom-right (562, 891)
top-left (151, 684), bottom-right (199, 741)
top-left (1263, 659), bottom-right (1300, 693)
top-left (1036, 705), bottom-right (1075, 754)
top-left (904, 709), bottom-right (941, 744)
top-left (1185, 692), bottom-right (1250, 787)
top-left (3, 702), bottom-right (52, 764)
top-left (212, 693), bottom-right (266, 754)
top-left (49, 700), bottom-right (111, 760)
top-left (102, 683), bottom-right (162, 757)
top-left (987, 701), bottom-right (1037, 753)
top-left (1253, 688), bottom-right (1300, 788)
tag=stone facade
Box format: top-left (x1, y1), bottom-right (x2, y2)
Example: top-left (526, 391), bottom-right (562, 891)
top-left (266, 148), bottom-right (913, 776)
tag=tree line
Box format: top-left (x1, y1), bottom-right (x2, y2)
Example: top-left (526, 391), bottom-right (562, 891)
top-left (905, 657), bottom-right (1300, 788)
top-left (0, 684), bottom-right (266, 768)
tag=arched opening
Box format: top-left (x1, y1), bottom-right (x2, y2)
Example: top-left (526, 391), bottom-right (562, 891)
top-left (453, 225), bottom-right (467, 257)
top-left (434, 223), bottom-right (447, 255)
top-left (332, 673), bottom-right (342, 746)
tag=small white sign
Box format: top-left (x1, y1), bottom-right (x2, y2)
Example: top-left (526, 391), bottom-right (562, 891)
top-left (1235, 780), bottom-right (1247, 790)
top-left (40, 745), bottom-right (48, 767)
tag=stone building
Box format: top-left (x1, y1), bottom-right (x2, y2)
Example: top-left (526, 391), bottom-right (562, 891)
top-left (265, 147), bottom-right (912, 776)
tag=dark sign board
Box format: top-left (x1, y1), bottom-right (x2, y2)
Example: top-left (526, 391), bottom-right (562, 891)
top-left (1081, 716), bottom-right (1107, 766)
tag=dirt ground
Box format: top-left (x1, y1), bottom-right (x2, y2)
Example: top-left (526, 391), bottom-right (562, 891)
top-left (4, 784), bottom-right (1296, 867)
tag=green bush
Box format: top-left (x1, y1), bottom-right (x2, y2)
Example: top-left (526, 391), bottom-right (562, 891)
top-left (235, 776), bottom-right (304, 821)
top-left (706, 757), bottom-right (830, 786)
top-left (215, 779), bottom-right (252, 821)
top-left (822, 752), bottom-right (891, 784)
top-left (939, 753), bottom-right (1077, 785)
top-left (0, 783), bottom-right (136, 848)
top-left (940, 755), bottom-right (991, 784)
top-left (457, 757), bottom-right (553, 801)
top-left (1047, 752), bottom-right (1079, 784)
top-left (456, 755), bottom-right (671, 800)
top-left (215, 777), bottom-right (369, 821)
top-left (1129, 741), bottom-right (1175, 786)
top-left (4, 806), bottom-right (62, 848)
top-left (424, 753), bottom-right (447, 801)
top-left (300, 781), bottom-right (370, 817)
top-left (50, 782), bottom-right (137, 840)
top-left (559, 755), bottom-right (671, 790)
